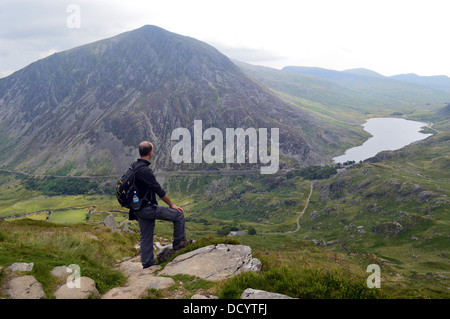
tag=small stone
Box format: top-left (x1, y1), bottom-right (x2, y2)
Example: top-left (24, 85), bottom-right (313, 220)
top-left (50, 266), bottom-right (69, 279)
top-left (191, 293), bottom-right (219, 299)
top-left (241, 288), bottom-right (296, 299)
top-left (7, 262), bottom-right (34, 272)
top-left (118, 256), bottom-right (144, 275)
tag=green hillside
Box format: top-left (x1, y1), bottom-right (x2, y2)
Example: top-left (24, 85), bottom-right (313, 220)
top-left (302, 131), bottom-right (449, 278)
top-left (162, 131), bottom-right (450, 298)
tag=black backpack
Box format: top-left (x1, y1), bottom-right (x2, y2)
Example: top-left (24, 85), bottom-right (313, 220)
top-left (116, 165), bottom-right (146, 210)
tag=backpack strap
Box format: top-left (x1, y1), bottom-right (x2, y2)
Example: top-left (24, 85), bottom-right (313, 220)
top-left (130, 163), bottom-right (150, 202)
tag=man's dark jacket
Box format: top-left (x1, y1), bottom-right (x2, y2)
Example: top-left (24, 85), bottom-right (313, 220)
top-left (128, 159), bottom-right (166, 220)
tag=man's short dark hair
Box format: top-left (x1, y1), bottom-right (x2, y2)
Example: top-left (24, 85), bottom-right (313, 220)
top-left (139, 142), bottom-right (153, 157)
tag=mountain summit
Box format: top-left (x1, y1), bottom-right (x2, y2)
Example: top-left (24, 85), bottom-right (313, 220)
top-left (0, 25), bottom-right (319, 175)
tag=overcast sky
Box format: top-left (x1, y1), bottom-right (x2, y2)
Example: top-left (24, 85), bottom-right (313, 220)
top-left (1, 0), bottom-right (449, 79)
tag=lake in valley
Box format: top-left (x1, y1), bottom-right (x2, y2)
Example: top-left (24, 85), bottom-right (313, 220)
top-left (333, 117), bottom-right (432, 164)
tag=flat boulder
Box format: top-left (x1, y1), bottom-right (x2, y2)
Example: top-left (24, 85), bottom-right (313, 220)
top-left (5, 275), bottom-right (46, 299)
top-left (158, 244), bottom-right (262, 281)
top-left (54, 276), bottom-right (100, 299)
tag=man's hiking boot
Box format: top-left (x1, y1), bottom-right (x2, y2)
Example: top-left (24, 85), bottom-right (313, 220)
top-left (173, 237), bottom-right (193, 252)
top-left (156, 238), bottom-right (193, 264)
top-left (156, 245), bottom-right (174, 264)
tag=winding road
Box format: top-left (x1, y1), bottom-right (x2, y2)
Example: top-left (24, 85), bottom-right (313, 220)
top-left (287, 180), bottom-right (314, 234)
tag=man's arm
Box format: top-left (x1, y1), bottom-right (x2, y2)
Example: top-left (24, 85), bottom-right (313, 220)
top-left (141, 168), bottom-right (183, 212)
top-left (161, 194), bottom-right (183, 213)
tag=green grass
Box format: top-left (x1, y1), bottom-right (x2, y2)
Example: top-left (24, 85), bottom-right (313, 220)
top-left (47, 209), bottom-right (89, 224)
top-left (218, 242), bottom-right (386, 299)
top-left (0, 219), bottom-right (139, 297)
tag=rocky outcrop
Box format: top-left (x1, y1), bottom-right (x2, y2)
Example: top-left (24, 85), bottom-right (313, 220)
top-left (372, 221), bottom-right (406, 238)
top-left (1, 262), bottom-right (45, 299)
top-left (100, 214), bottom-right (117, 231)
top-left (100, 214), bottom-right (136, 234)
top-left (158, 244), bottom-right (262, 281)
top-left (1, 244), bottom-right (263, 299)
top-left (102, 244), bottom-right (262, 298)
top-left (241, 288), bottom-right (296, 299)
top-left (4, 275), bottom-right (46, 299)
top-left (102, 265), bottom-right (174, 299)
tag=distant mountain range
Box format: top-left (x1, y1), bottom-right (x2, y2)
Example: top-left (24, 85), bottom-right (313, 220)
top-left (282, 66), bottom-right (450, 90)
top-left (282, 66), bottom-right (450, 94)
top-left (237, 62), bottom-right (449, 130)
top-left (390, 73), bottom-right (450, 91)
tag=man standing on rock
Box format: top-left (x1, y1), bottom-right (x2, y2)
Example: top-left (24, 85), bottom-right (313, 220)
top-left (129, 141), bottom-right (190, 269)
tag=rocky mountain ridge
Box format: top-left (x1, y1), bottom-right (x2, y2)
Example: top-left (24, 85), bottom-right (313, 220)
top-left (0, 25), bottom-right (322, 176)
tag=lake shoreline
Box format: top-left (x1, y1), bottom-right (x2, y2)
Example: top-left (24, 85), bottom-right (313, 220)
top-left (333, 117), bottom-right (433, 164)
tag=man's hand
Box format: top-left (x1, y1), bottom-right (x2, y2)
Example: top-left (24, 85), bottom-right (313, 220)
top-left (170, 204), bottom-right (183, 213)
top-left (161, 194), bottom-right (183, 213)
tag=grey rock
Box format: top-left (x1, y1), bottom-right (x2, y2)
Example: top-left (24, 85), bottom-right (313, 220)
top-left (5, 275), bottom-right (46, 299)
top-left (50, 266), bottom-right (69, 278)
top-left (241, 288), bottom-right (296, 299)
top-left (118, 221), bottom-right (135, 233)
top-left (102, 266), bottom-right (173, 299)
top-left (158, 244), bottom-right (261, 281)
top-left (118, 256), bottom-right (144, 275)
top-left (89, 234), bottom-right (99, 241)
top-left (100, 214), bottom-right (117, 232)
top-left (191, 293), bottom-right (219, 299)
top-left (7, 262), bottom-right (34, 272)
top-left (54, 276), bottom-right (100, 299)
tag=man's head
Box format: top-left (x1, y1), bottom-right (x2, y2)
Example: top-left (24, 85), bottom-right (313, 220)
top-left (139, 141), bottom-right (153, 159)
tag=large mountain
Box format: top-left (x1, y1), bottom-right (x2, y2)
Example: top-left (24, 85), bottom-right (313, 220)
top-left (0, 25), bottom-right (323, 175)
